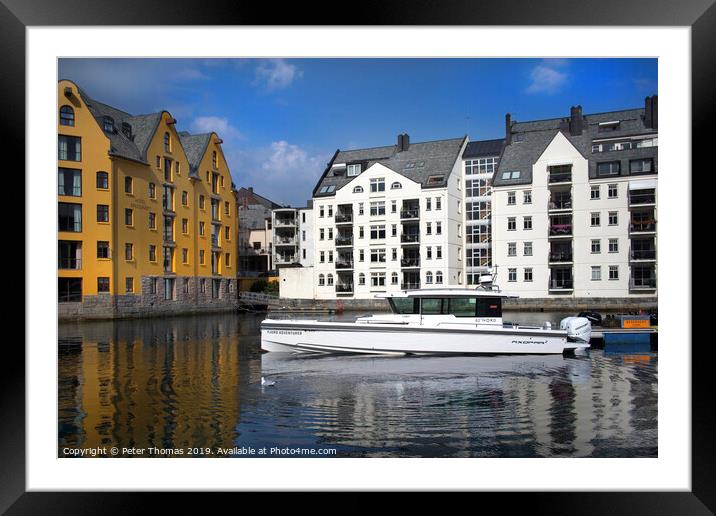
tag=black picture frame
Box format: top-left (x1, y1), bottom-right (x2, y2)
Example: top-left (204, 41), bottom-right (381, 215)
top-left (3, 0), bottom-right (708, 511)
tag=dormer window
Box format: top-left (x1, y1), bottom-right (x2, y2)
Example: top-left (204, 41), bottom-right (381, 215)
top-left (353, 186), bottom-right (364, 193)
top-left (598, 120), bottom-right (621, 132)
top-left (59, 106), bottom-right (75, 126)
top-left (102, 116), bottom-right (114, 133)
top-left (426, 175), bottom-right (444, 185)
top-left (500, 171), bottom-right (521, 180)
top-left (318, 185), bottom-right (336, 194)
top-left (391, 182), bottom-right (402, 189)
top-left (347, 164), bottom-right (361, 177)
top-left (121, 122), bottom-right (132, 139)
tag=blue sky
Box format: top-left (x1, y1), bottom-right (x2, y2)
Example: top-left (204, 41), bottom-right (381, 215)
top-left (58, 58), bottom-right (657, 206)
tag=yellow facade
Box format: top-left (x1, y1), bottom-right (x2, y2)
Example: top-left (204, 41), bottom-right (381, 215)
top-left (57, 80), bottom-right (238, 314)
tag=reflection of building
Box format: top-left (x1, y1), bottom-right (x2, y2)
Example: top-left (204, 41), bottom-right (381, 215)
top-left (236, 187), bottom-right (281, 275)
top-left (57, 80), bottom-right (238, 319)
top-left (492, 97), bottom-right (658, 297)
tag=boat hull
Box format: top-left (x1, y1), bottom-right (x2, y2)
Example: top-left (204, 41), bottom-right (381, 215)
top-left (261, 319), bottom-right (588, 355)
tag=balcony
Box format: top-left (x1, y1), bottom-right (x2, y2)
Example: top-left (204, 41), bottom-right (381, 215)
top-left (335, 260), bottom-right (354, 270)
top-left (275, 255), bottom-right (296, 265)
top-left (630, 248), bottom-right (656, 261)
top-left (629, 190), bottom-right (656, 207)
top-left (549, 251), bottom-right (573, 263)
top-left (548, 170), bottom-right (572, 184)
top-left (400, 258), bottom-right (420, 268)
top-left (549, 224), bottom-right (573, 237)
top-left (401, 233), bottom-right (420, 244)
top-left (549, 279), bottom-right (574, 291)
top-left (335, 236), bottom-right (353, 247)
top-left (629, 219), bottom-right (657, 235)
top-left (274, 219), bottom-right (296, 227)
top-left (400, 209), bottom-right (419, 220)
top-left (58, 257), bottom-right (82, 270)
top-left (548, 197), bottom-right (572, 211)
top-left (630, 277), bottom-right (657, 290)
top-left (335, 212), bottom-right (353, 224)
top-left (275, 237), bottom-right (297, 246)
top-left (336, 284), bottom-right (354, 294)
top-left (401, 282), bottom-right (421, 290)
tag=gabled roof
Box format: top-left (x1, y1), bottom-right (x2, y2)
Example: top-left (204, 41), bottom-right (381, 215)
top-left (313, 137), bottom-right (467, 197)
top-left (494, 107), bottom-right (657, 187)
top-left (178, 132), bottom-right (212, 179)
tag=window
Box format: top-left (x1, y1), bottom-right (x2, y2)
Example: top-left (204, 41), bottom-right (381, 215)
top-left (608, 184), bottom-right (618, 198)
top-left (199, 195), bottom-right (205, 209)
top-left (103, 117), bottom-right (114, 133)
top-left (359, 249), bottom-right (364, 262)
top-left (96, 171), bottom-right (109, 190)
top-left (164, 278), bottom-right (175, 300)
top-left (182, 191), bottom-right (188, 206)
top-left (523, 191), bottom-right (532, 204)
top-left (370, 178), bottom-right (385, 192)
top-left (149, 182), bottom-right (156, 199)
top-left (425, 272), bottom-right (433, 284)
top-left (523, 216), bottom-right (532, 230)
top-left (149, 245), bottom-right (157, 262)
top-left (164, 158), bottom-right (173, 182)
top-left (591, 185), bottom-right (600, 200)
top-left (182, 248), bottom-right (189, 264)
top-left (591, 212), bottom-right (600, 227)
top-left (426, 198), bottom-right (432, 211)
top-left (370, 225), bottom-right (386, 239)
top-left (328, 251), bottom-right (333, 262)
top-left (391, 224), bottom-right (397, 237)
top-left (58, 203), bottom-right (82, 232)
top-left (507, 217), bottom-right (516, 231)
top-left (435, 271), bottom-right (443, 284)
top-left (58, 241), bottom-right (82, 270)
top-left (426, 247), bottom-right (432, 259)
top-left (97, 277), bottom-right (110, 293)
top-left (457, 200), bottom-right (462, 214)
top-left (58, 168), bottom-right (81, 196)
top-left (466, 201), bottom-right (490, 221)
top-left (597, 161), bottom-right (621, 177)
top-left (508, 268), bottom-right (517, 282)
top-left (125, 243), bottom-right (133, 261)
top-left (225, 201), bottom-right (230, 215)
top-left (609, 265), bottom-right (619, 280)
top-left (391, 200), bottom-right (397, 214)
top-left (319, 228), bottom-right (325, 240)
top-left (609, 238), bottom-right (619, 253)
top-left (96, 204), bottom-right (109, 223)
top-left (347, 164), bottom-right (361, 176)
top-left (182, 218), bottom-right (188, 234)
top-left (225, 226), bottom-right (231, 240)
top-left (391, 182), bottom-right (402, 189)
top-left (630, 158), bottom-right (654, 174)
top-left (425, 222), bottom-right (433, 236)
top-left (97, 241), bottom-right (109, 259)
top-left (370, 272), bottom-right (386, 287)
top-left (436, 246), bottom-right (442, 259)
top-left (125, 277), bottom-right (134, 293)
top-left (225, 252), bottom-right (231, 267)
top-left (392, 248), bottom-right (397, 260)
top-left (319, 206), bottom-right (324, 218)
top-left (328, 206), bottom-right (333, 217)
top-left (353, 186), bottom-right (363, 193)
top-left (391, 272), bottom-right (399, 285)
top-left (124, 176), bottom-right (133, 194)
top-left (591, 266), bottom-right (602, 281)
top-left (598, 121), bottom-right (620, 132)
top-left (370, 249), bottom-right (386, 263)
top-left (359, 226), bottom-right (364, 238)
top-left (212, 151), bottom-right (218, 169)
top-left (320, 251), bottom-right (325, 263)
top-left (58, 135), bottom-right (81, 161)
top-left (156, 156), bottom-right (161, 168)
top-left (591, 239), bottom-right (601, 253)
top-left (370, 201), bottom-right (386, 217)
top-left (164, 132), bottom-right (171, 152)
top-left (358, 273), bottom-right (365, 286)
top-left (608, 211), bottom-right (618, 226)
top-left (183, 278), bottom-right (190, 294)
top-left (125, 208), bottom-right (133, 226)
top-left (149, 212), bottom-right (156, 230)
top-left (59, 105), bottom-right (74, 126)
top-left (199, 222), bottom-right (205, 236)
top-left (436, 222), bottom-right (442, 235)
top-left (508, 243), bottom-right (516, 256)
top-left (199, 250), bottom-right (205, 265)
top-left (524, 241), bottom-right (533, 256)
top-left (507, 192), bottom-right (516, 205)
top-left (199, 278), bottom-right (206, 293)
top-left (327, 274), bottom-right (334, 286)
top-left (58, 278), bottom-right (82, 302)
top-left (524, 268), bottom-right (533, 282)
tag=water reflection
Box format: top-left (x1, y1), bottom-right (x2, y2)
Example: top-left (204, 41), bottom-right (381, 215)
top-left (58, 313), bottom-right (657, 458)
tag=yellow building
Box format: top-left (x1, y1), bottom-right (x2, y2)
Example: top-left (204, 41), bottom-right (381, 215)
top-left (58, 80), bottom-right (238, 319)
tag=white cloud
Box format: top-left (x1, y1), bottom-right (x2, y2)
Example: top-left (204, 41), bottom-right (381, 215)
top-left (254, 59), bottom-right (302, 91)
top-left (190, 116), bottom-right (244, 141)
top-left (526, 62), bottom-right (568, 94)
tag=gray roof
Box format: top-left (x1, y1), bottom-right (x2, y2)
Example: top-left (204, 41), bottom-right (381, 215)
top-left (236, 187), bottom-right (282, 210)
top-left (463, 138), bottom-right (504, 158)
top-left (313, 137), bottom-right (467, 197)
top-left (494, 108), bottom-right (658, 187)
top-left (178, 132), bottom-right (212, 178)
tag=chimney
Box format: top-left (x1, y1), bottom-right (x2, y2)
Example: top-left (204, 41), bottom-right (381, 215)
top-left (505, 114), bottom-right (512, 145)
top-left (248, 187), bottom-right (253, 193)
top-left (397, 133), bottom-right (410, 152)
top-left (397, 134), bottom-right (404, 151)
top-left (645, 95), bottom-right (658, 129)
top-left (569, 105), bottom-right (583, 136)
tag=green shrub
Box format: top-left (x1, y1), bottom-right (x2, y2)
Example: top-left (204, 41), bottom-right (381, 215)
top-left (250, 279), bottom-right (268, 293)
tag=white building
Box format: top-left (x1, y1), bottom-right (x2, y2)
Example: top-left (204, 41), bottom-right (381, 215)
top-left (272, 204), bottom-right (314, 269)
top-left (491, 97), bottom-right (658, 298)
top-left (461, 139), bottom-right (504, 285)
top-left (283, 134), bottom-right (468, 300)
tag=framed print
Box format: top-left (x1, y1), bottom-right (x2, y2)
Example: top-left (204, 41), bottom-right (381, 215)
top-left (3, 0), bottom-right (711, 510)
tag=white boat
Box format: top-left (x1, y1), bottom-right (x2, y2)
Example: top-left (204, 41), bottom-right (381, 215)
top-left (260, 288), bottom-right (591, 356)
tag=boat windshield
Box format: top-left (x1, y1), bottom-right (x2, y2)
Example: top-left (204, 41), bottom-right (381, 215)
top-left (388, 296), bottom-right (502, 317)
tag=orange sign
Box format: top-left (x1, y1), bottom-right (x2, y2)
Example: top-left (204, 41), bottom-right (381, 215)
top-left (622, 319), bottom-right (650, 329)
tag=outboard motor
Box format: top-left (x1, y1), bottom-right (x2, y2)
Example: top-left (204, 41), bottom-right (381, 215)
top-left (560, 316), bottom-right (592, 343)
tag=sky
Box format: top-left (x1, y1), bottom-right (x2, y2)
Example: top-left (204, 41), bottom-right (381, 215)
top-left (58, 58), bottom-right (657, 207)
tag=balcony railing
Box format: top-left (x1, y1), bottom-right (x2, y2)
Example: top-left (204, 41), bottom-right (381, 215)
top-left (629, 191), bottom-right (656, 206)
top-left (275, 238), bottom-right (296, 245)
top-left (211, 235), bottom-right (220, 247)
top-left (630, 277), bottom-right (657, 289)
top-left (335, 261), bottom-right (354, 269)
top-left (548, 199), bottom-right (572, 210)
top-left (275, 255), bottom-right (296, 264)
top-left (401, 282), bottom-right (421, 290)
top-left (401, 234), bottom-right (420, 243)
top-left (631, 249), bottom-right (656, 260)
top-left (335, 213), bottom-right (353, 223)
top-left (549, 252), bottom-right (573, 263)
top-left (630, 221), bottom-right (657, 233)
top-left (549, 279), bottom-right (574, 290)
top-left (58, 257), bottom-right (81, 269)
top-left (400, 209), bottom-right (419, 219)
top-left (336, 284), bottom-right (354, 293)
top-left (274, 219), bottom-right (296, 227)
top-left (335, 236), bottom-right (353, 246)
top-left (548, 171), bottom-right (572, 183)
top-left (400, 258), bottom-right (420, 267)
top-left (549, 224), bottom-right (572, 236)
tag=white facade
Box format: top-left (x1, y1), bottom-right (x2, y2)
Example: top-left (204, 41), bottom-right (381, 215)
top-left (492, 131), bottom-right (657, 298)
top-left (310, 158), bottom-right (466, 300)
top-left (272, 207), bottom-right (314, 268)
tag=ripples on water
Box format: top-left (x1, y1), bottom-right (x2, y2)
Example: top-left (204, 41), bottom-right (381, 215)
top-left (58, 312), bottom-right (657, 458)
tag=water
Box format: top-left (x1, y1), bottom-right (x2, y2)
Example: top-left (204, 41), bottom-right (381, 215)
top-left (58, 311), bottom-right (657, 458)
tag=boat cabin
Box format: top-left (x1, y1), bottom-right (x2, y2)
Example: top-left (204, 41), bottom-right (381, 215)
top-left (378, 289), bottom-right (514, 321)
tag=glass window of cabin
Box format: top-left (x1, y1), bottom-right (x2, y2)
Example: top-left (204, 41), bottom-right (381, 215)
top-left (476, 297), bottom-right (502, 318)
top-left (448, 297), bottom-right (477, 317)
top-left (421, 298), bottom-right (446, 315)
top-left (389, 298), bottom-right (419, 314)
